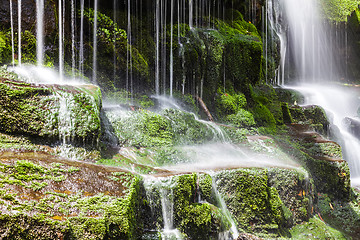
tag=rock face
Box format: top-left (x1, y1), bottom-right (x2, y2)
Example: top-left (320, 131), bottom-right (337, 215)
top-left (0, 78), bottom-right (102, 145)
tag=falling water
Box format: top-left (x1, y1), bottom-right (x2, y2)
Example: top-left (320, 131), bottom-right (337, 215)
top-left (10, 0), bottom-right (15, 66)
top-left (282, 0), bottom-right (336, 81)
top-left (169, 0), bottom-right (174, 97)
top-left (189, 0), bottom-right (193, 28)
top-left (93, 0), bottom-right (98, 83)
top-left (36, 0), bottom-right (44, 66)
top-left (155, 0), bottom-right (160, 95)
top-left (211, 177), bottom-right (239, 240)
top-left (275, 0), bottom-right (360, 183)
top-left (126, 0), bottom-right (133, 95)
top-left (79, 0), bottom-right (84, 75)
top-left (58, 0), bottom-right (63, 80)
top-left (17, 0), bottom-right (21, 66)
top-left (71, 0), bottom-right (75, 78)
top-left (267, 0), bottom-right (286, 85)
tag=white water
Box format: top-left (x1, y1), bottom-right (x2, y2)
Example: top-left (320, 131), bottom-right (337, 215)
top-left (275, 0), bottom-right (360, 183)
top-left (10, 65), bottom-right (85, 85)
top-left (36, 0), bottom-right (44, 66)
top-left (10, 0), bottom-right (15, 66)
top-left (93, 0), bottom-right (98, 83)
top-left (17, 0), bottom-right (21, 66)
top-left (211, 176), bottom-right (239, 240)
top-left (144, 177), bottom-right (183, 240)
top-left (289, 85), bottom-right (360, 180)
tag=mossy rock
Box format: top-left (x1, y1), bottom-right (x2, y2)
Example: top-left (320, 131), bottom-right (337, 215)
top-left (290, 105), bottom-right (330, 135)
top-left (214, 169), bottom-right (285, 237)
top-left (0, 78), bottom-right (102, 145)
top-left (0, 151), bottom-right (145, 239)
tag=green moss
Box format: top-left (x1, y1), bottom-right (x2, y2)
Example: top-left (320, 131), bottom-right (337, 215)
top-left (289, 216), bottom-right (347, 239)
top-left (226, 109), bottom-right (256, 128)
top-left (320, 0), bottom-right (360, 22)
top-left (214, 169), bottom-right (285, 237)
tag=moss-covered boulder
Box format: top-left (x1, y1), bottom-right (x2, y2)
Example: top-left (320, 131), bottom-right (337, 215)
top-left (214, 169), bottom-right (286, 238)
top-left (0, 78), bottom-right (102, 145)
top-left (0, 150), bottom-right (145, 239)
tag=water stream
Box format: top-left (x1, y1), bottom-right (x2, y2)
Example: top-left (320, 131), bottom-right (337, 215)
top-left (10, 0), bottom-right (14, 66)
top-left (17, 0), bottom-right (21, 66)
top-left (36, 0), bottom-right (44, 66)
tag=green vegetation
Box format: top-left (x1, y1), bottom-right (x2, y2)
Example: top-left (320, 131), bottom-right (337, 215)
top-left (320, 0), bottom-right (360, 22)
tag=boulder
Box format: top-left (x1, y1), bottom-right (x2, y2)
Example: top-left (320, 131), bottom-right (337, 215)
top-left (0, 78), bottom-right (102, 145)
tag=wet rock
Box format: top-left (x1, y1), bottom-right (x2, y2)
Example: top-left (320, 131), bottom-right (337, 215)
top-left (0, 78), bottom-right (102, 145)
top-left (237, 233), bottom-right (264, 240)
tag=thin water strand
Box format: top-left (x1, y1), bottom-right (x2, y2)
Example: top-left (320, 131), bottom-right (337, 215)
top-left (36, 0), bottom-right (44, 66)
top-left (93, 0), bottom-right (98, 83)
top-left (18, 0), bottom-right (21, 66)
top-left (10, 0), bottom-right (15, 66)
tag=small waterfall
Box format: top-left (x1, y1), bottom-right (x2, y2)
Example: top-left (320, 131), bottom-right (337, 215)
top-left (144, 177), bottom-right (183, 240)
top-left (267, 0), bottom-right (286, 85)
top-left (79, 0), bottom-right (84, 75)
top-left (36, 0), bottom-right (44, 66)
top-left (58, 0), bottom-right (63, 80)
top-left (93, 0), bottom-right (98, 83)
top-left (211, 177), bottom-right (239, 240)
top-left (10, 0), bottom-right (15, 66)
top-left (17, 0), bottom-right (21, 66)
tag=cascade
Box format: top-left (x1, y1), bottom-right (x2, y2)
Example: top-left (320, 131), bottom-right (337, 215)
top-left (36, 0), bottom-right (44, 66)
top-left (10, 0), bottom-right (14, 66)
top-left (79, 0), bottom-right (84, 75)
top-left (93, 0), bottom-right (98, 83)
top-left (144, 177), bottom-right (183, 240)
top-left (17, 0), bottom-right (21, 66)
top-left (211, 176), bottom-right (239, 240)
top-left (274, 0), bottom-right (360, 181)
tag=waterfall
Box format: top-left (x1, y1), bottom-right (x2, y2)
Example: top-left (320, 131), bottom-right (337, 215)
top-left (36, 0), bottom-right (44, 66)
top-left (275, 0), bottom-right (360, 182)
top-left (267, 0), bottom-right (286, 85)
top-left (211, 177), bottom-right (239, 240)
top-left (79, 0), bottom-right (84, 75)
top-left (17, 0), bottom-right (21, 66)
top-left (144, 177), bottom-right (183, 240)
top-left (281, 0), bottom-right (336, 81)
top-left (10, 0), bottom-right (15, 67)
top-left (58, 0), bottom-right (63, 80)
top-left (93, 0), bottom-right (98, 83)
